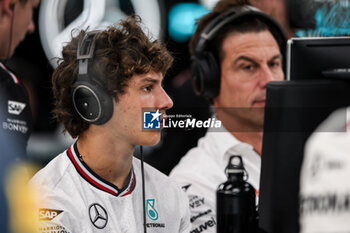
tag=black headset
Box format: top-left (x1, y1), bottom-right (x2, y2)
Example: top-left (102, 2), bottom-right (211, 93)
top-left (72, 31), bottom-right (113, 125)
top-left (191, 5), bottom-right (287, 100)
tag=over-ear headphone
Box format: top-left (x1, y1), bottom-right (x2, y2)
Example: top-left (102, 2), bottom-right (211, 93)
top-left (191, 5), bottom-right (287, 100)
top-left (72, 31), bottom-right (113, 125)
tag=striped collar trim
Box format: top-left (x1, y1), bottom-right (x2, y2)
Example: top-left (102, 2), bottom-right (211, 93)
top-left (66, 143), bottom-right (136, 197)
top-left (0, 62), bottom-right (19, 84)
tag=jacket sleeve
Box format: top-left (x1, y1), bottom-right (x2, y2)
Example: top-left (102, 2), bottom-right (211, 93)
top-left (29, 177), bottom-right (84, 233)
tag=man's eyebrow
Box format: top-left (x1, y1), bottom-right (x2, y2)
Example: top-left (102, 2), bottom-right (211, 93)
top-left (269, 54), bottom-right (283, 61)
top-left (234, 56), bottom-right (257, 66)
top-left (139, 77), bottom-right (160, 84)
top-left (234, 54), bottom-right (282, 65)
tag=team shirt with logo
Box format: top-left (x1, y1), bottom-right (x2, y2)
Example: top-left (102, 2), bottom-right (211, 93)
top-left (170, 126), bottom-right (261, 233)
top-left (300, 107), bottom-right (350, 233)
top-left (0, 62), bottom-right (32, 158)
top-left (30, 143), bottom-right (191, 233)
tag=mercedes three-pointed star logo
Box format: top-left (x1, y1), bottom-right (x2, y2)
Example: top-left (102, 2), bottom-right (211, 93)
top-left (89, 203), bottom-right (108, 229)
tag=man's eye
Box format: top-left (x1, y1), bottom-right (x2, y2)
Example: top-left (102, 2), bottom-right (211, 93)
top-left (269, 61), bottom-right (281, 68)
top-left (243, 65), bottom-right (255, 71)
top-left (143, 86), bottom-right (153, 92)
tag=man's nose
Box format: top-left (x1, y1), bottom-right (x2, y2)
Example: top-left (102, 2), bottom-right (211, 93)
top-left (259, 65), bottom-right (277, 88)
top-left (157, 88), bottom-right (173, 111)
top-left (27, 20), bottom-right (35, 34)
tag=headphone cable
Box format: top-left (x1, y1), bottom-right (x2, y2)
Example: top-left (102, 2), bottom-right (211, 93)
top-left (140, 145), bottom-right (147, 233)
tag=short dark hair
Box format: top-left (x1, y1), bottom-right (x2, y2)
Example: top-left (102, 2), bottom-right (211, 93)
top-left (52, 15), bottom-right (173, 138)
top-left (190, 0), bottom-right (284, 63)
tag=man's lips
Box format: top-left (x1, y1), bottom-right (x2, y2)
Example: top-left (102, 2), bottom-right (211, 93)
top-left (253, 99), bottom-right (266, 106)
top-left (160, 115), bottom-right (167, 128)
top-left (255, 99), bottom-right (266, 103)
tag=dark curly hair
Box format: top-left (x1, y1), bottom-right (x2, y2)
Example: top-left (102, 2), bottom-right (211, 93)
top-left (52, 15), bottom-right (173, 138)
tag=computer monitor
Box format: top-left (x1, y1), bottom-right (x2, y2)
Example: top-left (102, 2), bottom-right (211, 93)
top-left (287, 37), bottom-right (350, 81)
top-left (258, 37), bottom-right (350, 233)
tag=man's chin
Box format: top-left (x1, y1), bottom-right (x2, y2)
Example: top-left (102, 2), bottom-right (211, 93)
top-left (140, 132), bottom-right (161, 146)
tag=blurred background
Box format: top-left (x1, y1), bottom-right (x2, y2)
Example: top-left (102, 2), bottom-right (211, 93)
top-left (5, 0), bottom-right (350, 174)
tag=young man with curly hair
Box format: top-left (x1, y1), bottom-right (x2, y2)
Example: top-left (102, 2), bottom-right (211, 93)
top-left (30, 16), bottom-right (191, 233)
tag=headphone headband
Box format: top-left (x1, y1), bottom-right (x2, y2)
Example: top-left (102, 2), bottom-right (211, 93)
top-left (195, 5), bottom-right (261, 52)
top-left (195, 5), bottom-right (286, 54)
top-left (77, 31), bottom-right (99, 76)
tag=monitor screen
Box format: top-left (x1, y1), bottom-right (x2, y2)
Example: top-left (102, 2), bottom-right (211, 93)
top-left (287, 37), bottom-right (350, 81)
top-left (259, 36), bottom-right (350, 233)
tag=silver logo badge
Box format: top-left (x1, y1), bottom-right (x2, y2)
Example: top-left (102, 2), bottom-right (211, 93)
top-left (89, 203), bottom-right (108, 229)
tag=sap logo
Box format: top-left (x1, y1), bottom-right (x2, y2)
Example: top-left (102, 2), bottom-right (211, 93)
top-left (39, 208), bottom-right (63, 221)
top-left (8, 100), bottom-right (26, 115)
top-left (143, 110), bottom-right (161, 129)
top-left (190, 217), bottom-right (216, 233)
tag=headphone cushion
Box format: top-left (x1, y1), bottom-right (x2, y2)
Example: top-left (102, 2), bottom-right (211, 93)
top-left (72, 79), bottom-right (113, 125)
top-left (192, 51), bottom-right (221, 100)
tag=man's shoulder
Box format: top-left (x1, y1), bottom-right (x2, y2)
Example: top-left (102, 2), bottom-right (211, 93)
top-left (169, 147), bottom-right (222, 197)
top-left (0, 64), bottom-right (19, 86)
top-left (170, 141), bottom-right (216, 178)
top-left (170, 129), bottom-right (240, 176)
top-left (30, 150), bottom-right (71, 192)
top-left (0, 71), bottom-right (12, 85)
top-left (0, 64), bottom-right (28, 102)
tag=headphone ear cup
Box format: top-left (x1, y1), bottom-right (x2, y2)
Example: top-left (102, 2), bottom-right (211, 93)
top-left (191, 51), bottom-right (221, 100)
top-left (72, 79), bottom-right (113, 125)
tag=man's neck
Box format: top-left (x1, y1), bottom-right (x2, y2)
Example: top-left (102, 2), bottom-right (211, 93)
top-left (217, 112), bottom-right (264, 155)
top-left (76, 129), bottom-right (134, 189)
top-left (231, 131), bottom-right (263, 155)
